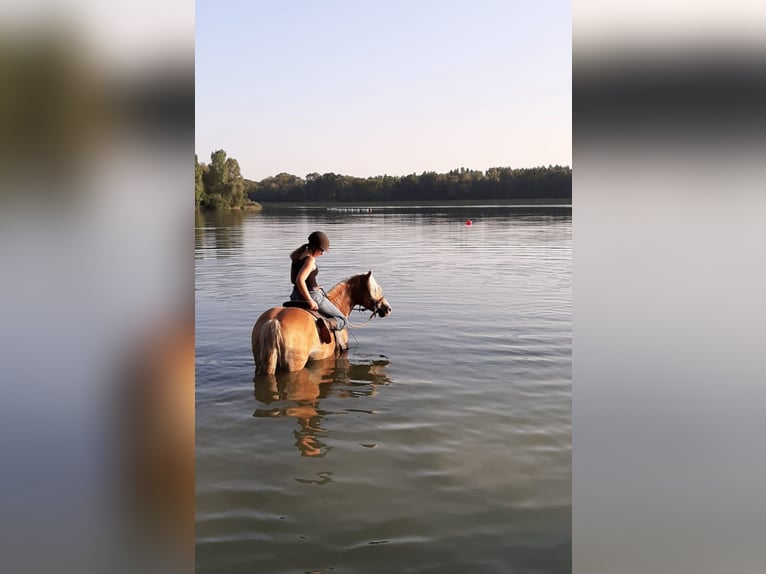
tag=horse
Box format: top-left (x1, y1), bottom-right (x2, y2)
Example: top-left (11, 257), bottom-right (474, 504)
top-left (252, 271), bottom-right (392, 375)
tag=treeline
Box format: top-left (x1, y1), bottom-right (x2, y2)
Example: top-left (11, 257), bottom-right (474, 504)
top-left (196, 150), bottom-right (255, 210)
top-left (197, 148), bottom-right (571, 208)
top-left (248, 165), bottom-right (571, 203)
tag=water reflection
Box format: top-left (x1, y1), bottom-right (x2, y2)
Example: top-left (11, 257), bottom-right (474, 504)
top-left (194, 210), bottom-right (246, 256)
top-left (252, 355), bottom-right (391, 457)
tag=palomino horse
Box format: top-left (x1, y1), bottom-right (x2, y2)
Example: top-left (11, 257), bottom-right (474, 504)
top-left (252, 271), bottom-right (392, 375)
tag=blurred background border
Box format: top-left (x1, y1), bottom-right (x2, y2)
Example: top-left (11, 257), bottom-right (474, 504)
top-left (1, 1), bottom-right (764, 572)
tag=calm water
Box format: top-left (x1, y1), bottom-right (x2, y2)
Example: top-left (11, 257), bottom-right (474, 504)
top-left (195, 205), bottom-right (572, 573)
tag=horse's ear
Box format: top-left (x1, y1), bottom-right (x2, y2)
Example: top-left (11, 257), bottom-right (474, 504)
top-left (366, 270), bottom-right (373, 278)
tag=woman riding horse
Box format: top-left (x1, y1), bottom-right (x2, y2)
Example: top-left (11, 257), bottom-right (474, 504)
top-left (252, 269), bottom-right (392, 375)
top-left (289, 231), bottom-right (347, 342)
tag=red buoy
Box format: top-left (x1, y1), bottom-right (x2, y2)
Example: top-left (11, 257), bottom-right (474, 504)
top-left (465, 219), bottom-right (472, 226)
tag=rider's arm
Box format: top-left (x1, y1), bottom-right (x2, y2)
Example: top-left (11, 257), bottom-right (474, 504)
top-left (295, 256), bottom-right (317, 309)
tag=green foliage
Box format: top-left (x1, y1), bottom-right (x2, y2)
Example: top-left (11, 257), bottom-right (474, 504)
top-left (195, 155), bottom-right (204, 207)
top-left (196, 149), bottom-right (247, 210)
top-left (247, 165), bottom-right (571, 203)
top-left (196, 150), bottom-right (571, 208)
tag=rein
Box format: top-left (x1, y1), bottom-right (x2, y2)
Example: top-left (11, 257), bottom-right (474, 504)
top-left (346, 308), bottom-right (377, 328)
top-left (326, 277), bottom-right (387, 329)
top-left (347, 294), bottom-right (385, 328)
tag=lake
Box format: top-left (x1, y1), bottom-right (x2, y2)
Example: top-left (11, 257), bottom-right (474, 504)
top-left (195, 205), bottom-right (572, 573)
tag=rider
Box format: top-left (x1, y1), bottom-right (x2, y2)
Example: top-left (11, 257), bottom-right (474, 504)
top-left (289, 231), bottom-right (348, 334)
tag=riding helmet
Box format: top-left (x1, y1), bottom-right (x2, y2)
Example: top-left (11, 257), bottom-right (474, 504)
top-left (308, 231), bottom-right (330, 251)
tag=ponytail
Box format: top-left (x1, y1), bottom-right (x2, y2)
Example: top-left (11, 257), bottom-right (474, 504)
top-left (290, 243), bottom-right (310, 261)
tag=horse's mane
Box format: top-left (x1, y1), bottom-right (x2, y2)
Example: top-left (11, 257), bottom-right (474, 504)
top-left (326, 273), bottom-right (367, 302)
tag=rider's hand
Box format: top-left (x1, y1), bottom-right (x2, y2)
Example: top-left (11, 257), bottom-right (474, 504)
top-left (308, 301), bottom-right (318, 311)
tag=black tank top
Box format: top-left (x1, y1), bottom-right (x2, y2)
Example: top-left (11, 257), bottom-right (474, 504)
top-left (291, 257), bottom-right (318, 290)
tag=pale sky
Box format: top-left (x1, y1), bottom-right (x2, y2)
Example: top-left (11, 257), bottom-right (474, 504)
top-left (195, 0), bottom-right (571, 181)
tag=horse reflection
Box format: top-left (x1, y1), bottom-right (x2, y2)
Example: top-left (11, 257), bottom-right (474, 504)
top-left (253, 354), bottom-right (391, 457)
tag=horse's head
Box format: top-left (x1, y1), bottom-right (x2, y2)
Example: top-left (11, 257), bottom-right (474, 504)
top-left (358, 271), bottom-right (392, 318)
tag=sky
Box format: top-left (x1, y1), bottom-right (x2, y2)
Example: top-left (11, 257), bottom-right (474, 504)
top-left (195, 0), bottom-right (571, 181)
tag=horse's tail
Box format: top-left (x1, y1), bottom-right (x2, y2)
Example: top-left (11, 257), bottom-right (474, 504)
top-left (256, 319), bottom-right (283, 375)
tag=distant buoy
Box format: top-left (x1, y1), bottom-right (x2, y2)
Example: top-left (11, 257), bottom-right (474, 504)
top-left (465, 219), bottom-right (472, 226)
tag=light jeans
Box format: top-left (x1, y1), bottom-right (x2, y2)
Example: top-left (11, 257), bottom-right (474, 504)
top-left (290, 287), bottom-right (348, 330)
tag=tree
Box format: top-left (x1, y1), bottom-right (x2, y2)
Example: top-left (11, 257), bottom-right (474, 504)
top-left (203, 149), bottom-right (228, 198)
top-left (195, 155), bottom-right (204, 207)
top-left (198, 150), bottom-right (571, 206)
top-left (222, 157), bottom-right (245, 207)
top-left (198, 149), bottom-right (247, 209)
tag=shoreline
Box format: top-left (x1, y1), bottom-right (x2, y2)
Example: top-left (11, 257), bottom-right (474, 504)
top-left (258, 198), bottom-right (571, 209)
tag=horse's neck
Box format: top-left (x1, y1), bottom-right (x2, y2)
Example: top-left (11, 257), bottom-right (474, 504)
top-left (326, 279), bottom-right (358, 316)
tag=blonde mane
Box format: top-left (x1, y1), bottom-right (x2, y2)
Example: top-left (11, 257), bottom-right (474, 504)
top-left (325, 273), bottom-right (371, 316)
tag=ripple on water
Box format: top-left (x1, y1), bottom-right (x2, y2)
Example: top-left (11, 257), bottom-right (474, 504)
top-left (196, 208), bottom-right (571, 573)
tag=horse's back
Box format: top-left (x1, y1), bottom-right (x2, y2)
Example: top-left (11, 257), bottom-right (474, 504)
top-left (253, 306), bottom-right (315, 339)
top-left (252, 307), bottom-right (325, 374)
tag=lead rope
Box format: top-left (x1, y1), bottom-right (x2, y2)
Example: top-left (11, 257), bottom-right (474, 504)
top-left (346, 310), bottom-right (377, 329)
